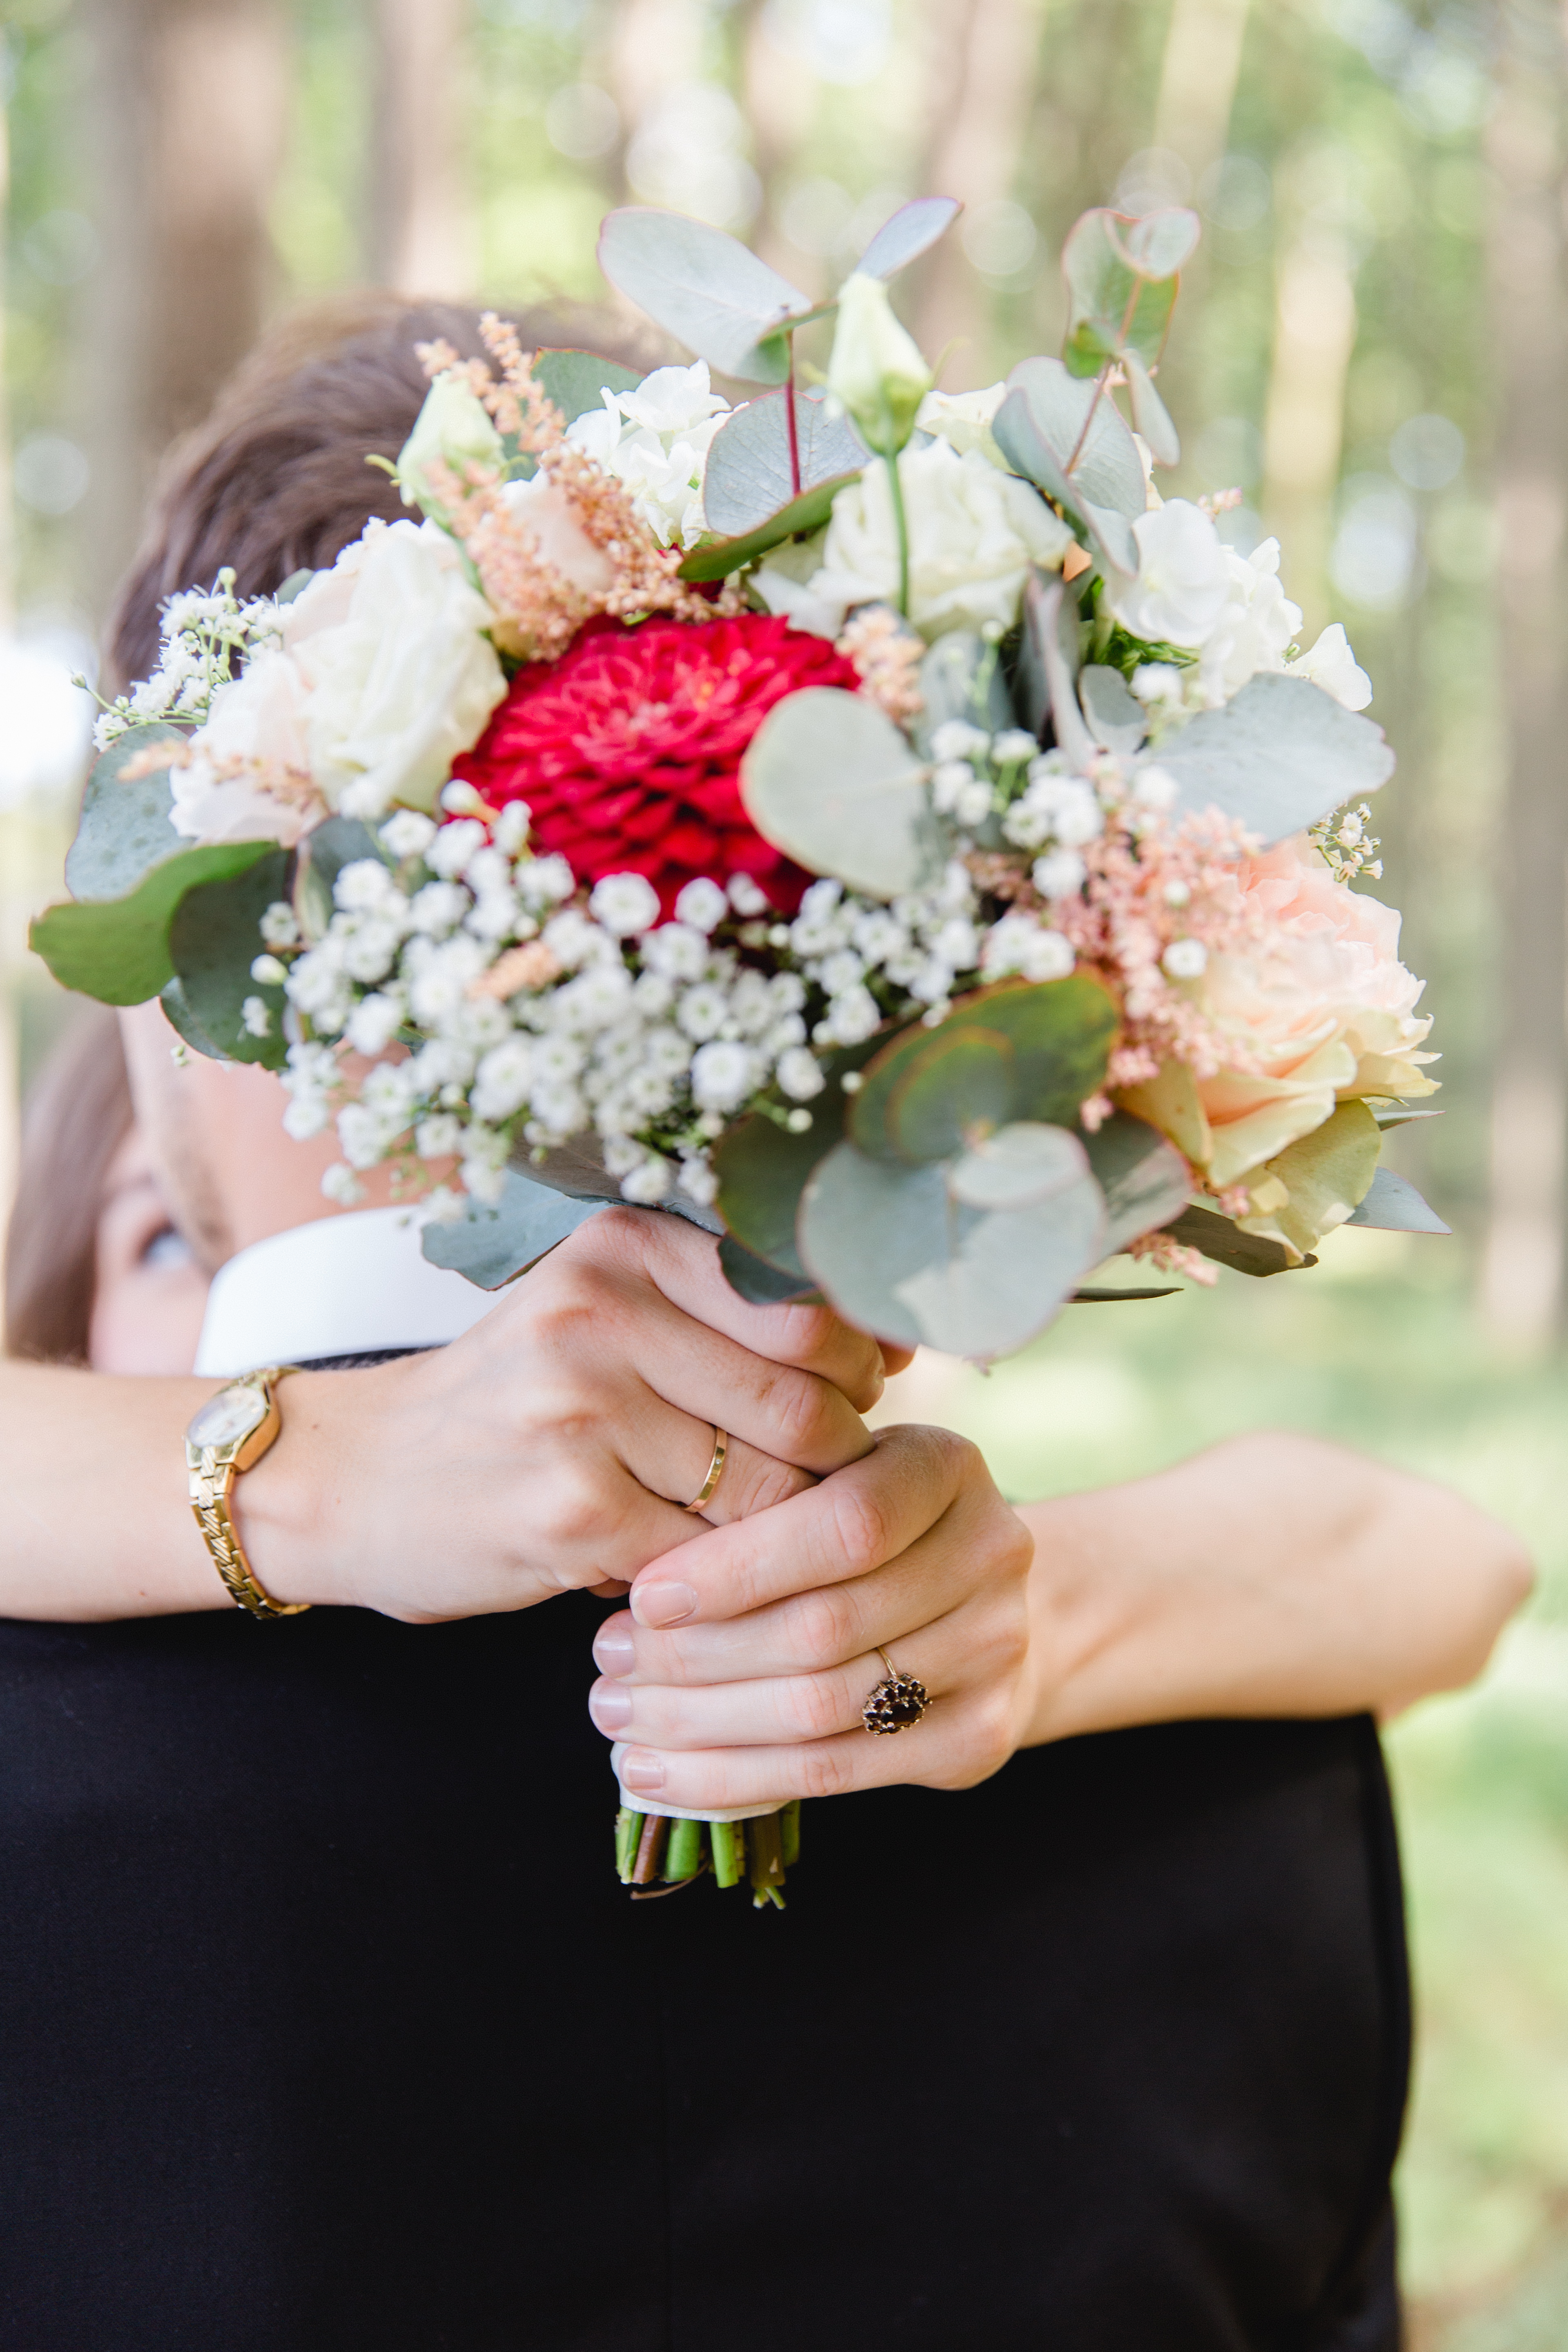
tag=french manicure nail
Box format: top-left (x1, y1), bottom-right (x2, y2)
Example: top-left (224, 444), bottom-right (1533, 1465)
top-left (593, 1626), bottom-right (637, 1678)
top-left (634, 1579), bottom-right (697, 1628)
top-left (620, 1749), bottom-right (664, 1794)
top-left (588, 1683), bottom-right (633, 1733)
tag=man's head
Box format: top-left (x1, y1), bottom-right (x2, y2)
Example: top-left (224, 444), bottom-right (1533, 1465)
top-left (110, 292), bottom-right (640, 1265)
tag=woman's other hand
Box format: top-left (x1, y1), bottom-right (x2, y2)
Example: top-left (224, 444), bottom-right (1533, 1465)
top-left (238, 1207), bottom-right (898, 1622)
top-left (588, 1425), bottom-right (1037, 1808)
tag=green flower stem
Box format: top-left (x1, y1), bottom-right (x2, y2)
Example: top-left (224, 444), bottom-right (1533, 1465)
top-left (748, 1811), bottom-right (785, 1905)
top-left (884, 451), bottom-right (911, 618)
top-left (664, 1816), bottom-right (704, 1881)
top-left (710, 1820), bottom-right (744, 1887)
top-left (615, 1806), bottom-right (645, 1883)
top-left (631, 1813), bottom-right (668, 1885)
top-left (780, 1801), bottom-right (802, 1867)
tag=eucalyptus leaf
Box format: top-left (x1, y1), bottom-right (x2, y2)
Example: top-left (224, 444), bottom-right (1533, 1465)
top-left (797, 1138), bottom-right (1105, 1357)
top-left (700, 389), bottom-right (866, 538)
top-left (1161, 1203), bottom-right (1314, 1278)
top-left (597, 207), bottom-right (813, 383)
top-left (534, 349), bottom-right (643, 424)
top-left (507, 1132), bottom-right (726, 1236)
top-left (1080, 1110), bottom-right (1191, 1253)
top-left (1062, 211), bottom-right (1180, 378)
top-left (718, 1235), bottom-right (822, 1304)
top-left (740, 685), bottom-right (942, 900)
top-left (294, 815), bottom-right (390, 943)
top-left (30, 839), bottom-right (279, 1007)
top-left (1079, 663), bottom-right (1146, 755)
top-left (1122, 348), bottom-right (1180, 468)
top-left (913, 630), bottom-right (1016, 757)
top-left (1071, 1284), bottom-right (1181, 1302)
top-left (679, 476), bottom-right (850, 582)
top-left (713, 1029), bottom-right (900, 1276)
top-left (850, 974), bottom-right (1119, 1163)
top-left (1345, 1165), bottom-right (1451, 1234)
top-left (947, 1121), bottom-right (1089, 1210)
top-left (995, 356), bottom-right (1146, 521)
top-left (1372, 1104), bottom-right (1444, 1129)
top-left (857, 196), bottom-right (961, 282)
top-left (1110, 206), bottom-right (1202, 278)
top-left (167, 848), bottom-right (292, 1067)
top-left (1155, 672), bottom-right (1396, 844)
top-left (158, 975), bottom-right (223, 1058)
top-left (65, 723), bottom-right (188, 902)
top-left (1020, 572), bottom-right (1096, 767)
top-left (420, 1170), bottom-right (604, 1290)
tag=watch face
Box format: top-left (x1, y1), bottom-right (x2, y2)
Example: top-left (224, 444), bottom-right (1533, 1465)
top-left (187, 1383), bottom-right (269, 1451)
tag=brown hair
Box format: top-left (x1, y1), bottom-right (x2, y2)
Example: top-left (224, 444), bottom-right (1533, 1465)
top-left (104, 292), bottom-right (660, 695)
top-left (4, 1007), bottom-right (134, 1363)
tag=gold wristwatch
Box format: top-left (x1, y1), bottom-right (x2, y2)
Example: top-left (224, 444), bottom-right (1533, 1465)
top-left (185, 1367), bottom-right (310, 1619)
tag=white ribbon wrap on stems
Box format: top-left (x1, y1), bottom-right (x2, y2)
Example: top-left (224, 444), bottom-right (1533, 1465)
top-left (610, 1744), bottom-right (786, 1825)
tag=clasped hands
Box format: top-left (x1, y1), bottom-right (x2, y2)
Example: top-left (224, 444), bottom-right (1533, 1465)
top-left (258, 1206), bottom-right (1034, 1804)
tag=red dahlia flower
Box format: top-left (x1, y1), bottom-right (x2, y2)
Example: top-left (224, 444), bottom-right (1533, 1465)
top-left (451, 612), bottom-right (862, 917)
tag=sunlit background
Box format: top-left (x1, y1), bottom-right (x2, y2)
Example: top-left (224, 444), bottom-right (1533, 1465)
top-left (2, 0), bottom-right (1566, 2338)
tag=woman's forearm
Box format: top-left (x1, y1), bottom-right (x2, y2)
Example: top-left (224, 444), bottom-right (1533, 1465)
top-left (0, 1365), bottom-right (229, 1617)
top-left (1017, 1430), bottom-right (1534, 1744)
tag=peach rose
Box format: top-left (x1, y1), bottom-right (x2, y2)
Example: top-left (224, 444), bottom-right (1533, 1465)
top-left (1121, 835), bottom-right (1437, 1192)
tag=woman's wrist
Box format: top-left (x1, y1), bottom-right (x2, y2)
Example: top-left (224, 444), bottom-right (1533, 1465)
top-left (230, 1367), bottom-right (371, 1612)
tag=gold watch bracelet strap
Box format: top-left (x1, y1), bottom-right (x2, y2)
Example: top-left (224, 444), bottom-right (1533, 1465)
top-left (188, 1368), bottom-right (310, 1620)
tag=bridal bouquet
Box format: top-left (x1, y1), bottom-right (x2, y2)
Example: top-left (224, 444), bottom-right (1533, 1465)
top-left (37, 194), bottom-right (1445, 1905)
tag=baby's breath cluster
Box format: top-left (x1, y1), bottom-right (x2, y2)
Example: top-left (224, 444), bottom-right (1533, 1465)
top-left (88, 569), bottom-right (283, 750)
top-left (1309, 802), bottom-right (1384, 884)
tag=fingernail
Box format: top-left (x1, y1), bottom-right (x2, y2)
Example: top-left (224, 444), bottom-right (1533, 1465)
top-left (620, 1749), bottom-right (664, 1794)
top-left (593, 1625), bottom-right (637, 1678)
top-left (633, 1579), bottom-right (697, 1628)
top-left (588, 1682), bottom-right (633, 1734)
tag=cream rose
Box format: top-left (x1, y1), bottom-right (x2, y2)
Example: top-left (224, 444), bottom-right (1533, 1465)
top-left (1122, 836), bottom-right (1437, 1194)
top-left (172, 519), bottom-right (507, 842)
top-left (169, 647), bottom-right (321, 847)
top-left (291, 518), bottom-right (507, 818)
top-left (806, 438), bottom-right (1074, 641)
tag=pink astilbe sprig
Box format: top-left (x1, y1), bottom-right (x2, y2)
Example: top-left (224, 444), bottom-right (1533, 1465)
top-left (1125, 1231), bottom-right (1218, 1285)
top-left (835, 607), bottom-right (924, 727)
top-left (1049, 804), bottom-right (1270, 1083)
top-left (417, 322), bottom-right (740, 662)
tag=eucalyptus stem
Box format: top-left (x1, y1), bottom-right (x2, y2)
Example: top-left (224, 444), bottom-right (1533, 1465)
top-left (784, 336), bottom-right (803, 499)
top-left (615, 1806), bottom-right (645, 1883)
top-left (710, 1820), bottom-right (745, 1887)
top-left (884, 451), bottom-right (910, 617)
top-left (748, 1811), bottom-right (786, 1909)
top-left (664, 1816), bottom-right (704, 1881)
top-left (632, 1813), bottom-right (668, 1886)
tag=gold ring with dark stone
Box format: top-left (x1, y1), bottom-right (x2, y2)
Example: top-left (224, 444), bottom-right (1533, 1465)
top-left (862, 1646), bottom-right (931, 1735)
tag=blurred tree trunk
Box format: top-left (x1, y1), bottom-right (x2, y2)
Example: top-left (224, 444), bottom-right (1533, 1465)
top-left (78, 0), bottom-right (289, 618)
top-left (1479, 19), bottom-right (1568, 1349)
top-left (1148, 0), bottom-right (1250, 437)
top-left (742, 1), bottom-right (815, 284)
top-left (913, 0), bottom-right (1040, 385)
top-left (369, 0), bottom-right (471, 294)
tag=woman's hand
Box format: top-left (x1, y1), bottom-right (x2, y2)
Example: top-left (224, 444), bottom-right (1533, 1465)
top-left (240, 1207), bottom-right (896, 1623)
top-left (587, 1425), bottom-right (1037, 1807)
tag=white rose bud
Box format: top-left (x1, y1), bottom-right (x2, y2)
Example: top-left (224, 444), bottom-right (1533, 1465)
top-left (826, 273), bottom-right (933, 458)
top-left (396, 376), bottom-right (504, 527)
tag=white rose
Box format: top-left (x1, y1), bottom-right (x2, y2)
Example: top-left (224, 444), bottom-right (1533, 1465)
top-left (1194, 538), bottom-right (1303, 704)
top-left (915, 384), bottom-right (1008, 469)
top-left (1109, 499), bottom-right (1232, 648)
top-left (287, 519), bottom-right (508, 820)
top-left (1287, 621), bottom-right (1373, 712)
top-left (169, 646), bottom-right (319, 846)
top-left (807, 439), bottom-right (1075, 642)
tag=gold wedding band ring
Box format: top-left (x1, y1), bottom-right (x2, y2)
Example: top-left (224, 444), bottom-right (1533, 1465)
top-left (683, 1426), bottom-right (728, 1514)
